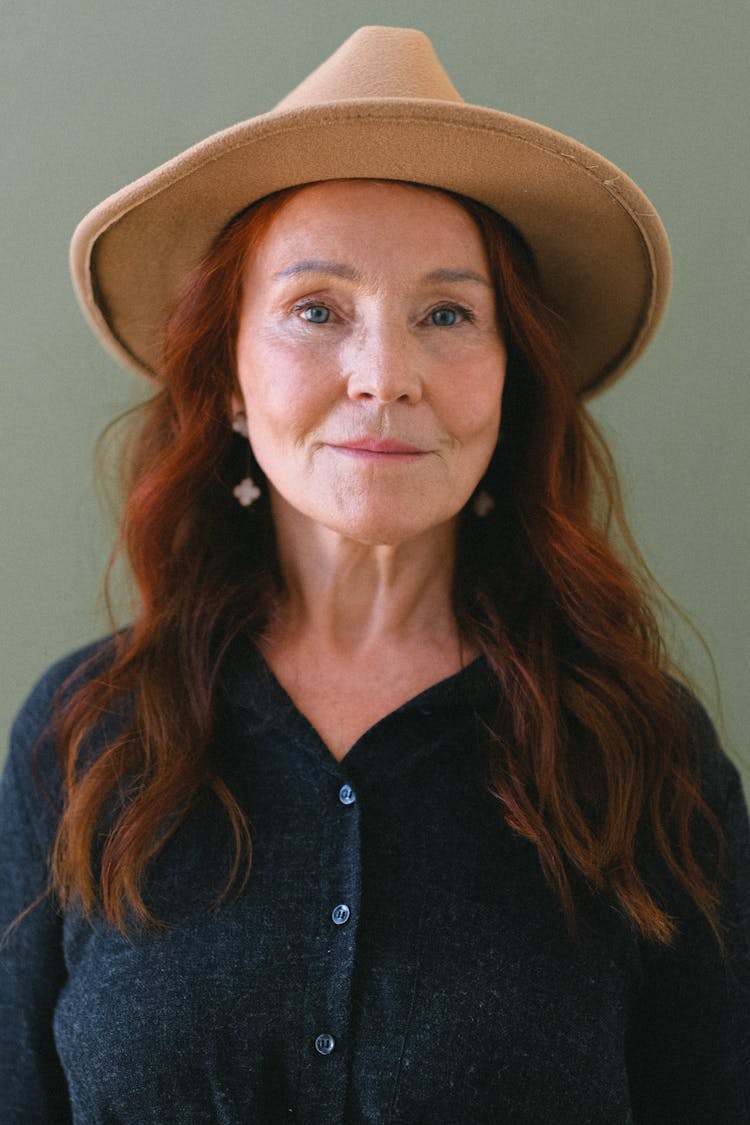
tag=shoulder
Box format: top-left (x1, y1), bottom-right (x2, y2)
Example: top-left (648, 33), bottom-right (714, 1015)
top-left (3, 635), bottom-right (122, 831)
top-left (9, 634), bottom-right (121, 755)
top-left (668, 677), bottom-right (745, 815)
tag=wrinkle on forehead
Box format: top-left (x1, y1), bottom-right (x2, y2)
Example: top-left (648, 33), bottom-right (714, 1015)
top-left (273, 259), bottom-right (492, 290)
top-left (246, 180), bottom-right (495, 296)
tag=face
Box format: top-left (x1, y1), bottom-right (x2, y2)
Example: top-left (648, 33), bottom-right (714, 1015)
top-left (234, 180), bottom-right (506, 546)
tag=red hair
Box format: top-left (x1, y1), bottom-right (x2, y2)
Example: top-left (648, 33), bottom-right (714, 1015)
top-left (46, 182), bottom-right (729, 949)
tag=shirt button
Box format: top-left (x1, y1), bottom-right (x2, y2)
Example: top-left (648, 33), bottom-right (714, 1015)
top-left (338, 784), bottom-right (356, 805)
top-left (331, 903), bottom-right (350, 925)
top-left (315, 1033), bottom-right (335, 1055)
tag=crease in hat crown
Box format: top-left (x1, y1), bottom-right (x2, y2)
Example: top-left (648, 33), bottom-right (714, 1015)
top-left (70, 24), bottom-right (671, 397)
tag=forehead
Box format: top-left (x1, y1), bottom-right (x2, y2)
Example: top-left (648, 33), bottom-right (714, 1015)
top-left (245, 180), bottom-right (491, 280)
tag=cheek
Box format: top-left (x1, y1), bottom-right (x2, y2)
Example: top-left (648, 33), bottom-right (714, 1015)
top-left (237, 337), bottom-right (335, 445)
top-left (443, 366), bottom-right (505, 445)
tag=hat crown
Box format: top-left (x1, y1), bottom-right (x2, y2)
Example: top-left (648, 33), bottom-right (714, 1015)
top-left (273, 26), bottom-right (464, 111)
top-left (71, 25), bottom-right (671, 394)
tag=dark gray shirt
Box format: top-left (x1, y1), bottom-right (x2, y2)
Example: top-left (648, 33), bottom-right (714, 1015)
top-left (2, 638), bottom-right (749, 1123)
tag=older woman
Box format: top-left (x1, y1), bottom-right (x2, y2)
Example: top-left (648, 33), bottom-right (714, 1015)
top-left (1, 26), bottom-right (748, 1124)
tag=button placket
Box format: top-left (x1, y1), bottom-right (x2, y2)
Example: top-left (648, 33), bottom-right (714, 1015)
top-left (297, 775), bottom-right (362, 1112)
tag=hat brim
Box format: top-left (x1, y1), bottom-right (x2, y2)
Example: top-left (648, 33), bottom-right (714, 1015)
top-left (70, 99), bottom-right (670, 397)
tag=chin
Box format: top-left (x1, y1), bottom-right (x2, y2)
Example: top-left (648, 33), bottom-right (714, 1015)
top-left (271, 483), bottom-right (463, 546)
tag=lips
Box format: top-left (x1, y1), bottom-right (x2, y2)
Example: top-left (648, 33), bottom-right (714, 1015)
top-left (332, 438), bottom-right (425, 454)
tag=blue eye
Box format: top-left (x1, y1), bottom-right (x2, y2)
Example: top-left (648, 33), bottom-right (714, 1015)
top-left (430, 306), bottom-right (460, 326)
top-left (300, 305), bottom-right (330, 323)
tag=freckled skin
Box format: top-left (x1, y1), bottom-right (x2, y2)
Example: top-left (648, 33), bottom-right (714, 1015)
top-left (233, 180), bottom-right (507, 548)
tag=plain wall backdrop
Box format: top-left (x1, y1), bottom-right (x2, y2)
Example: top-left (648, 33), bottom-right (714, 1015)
top-left (2, 1), bottom-right (748, 793)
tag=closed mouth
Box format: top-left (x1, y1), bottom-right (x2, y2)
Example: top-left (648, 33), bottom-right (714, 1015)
top-left (331, 438), bottom-right (426, 455)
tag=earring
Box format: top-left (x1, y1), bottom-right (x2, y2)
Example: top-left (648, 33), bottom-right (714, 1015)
top-left (232, 412), bottom-right (249, 438)
top-left (472, 489), bottom-right (495, 518)
top-left (231, 412), bottom-right (261, 507)
top-left (233, 477), bottom-right (261, 507)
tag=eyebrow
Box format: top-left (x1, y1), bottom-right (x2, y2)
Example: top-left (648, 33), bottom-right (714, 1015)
top-left (273, 261), bottom-right (492, 288)
top-left (273, 260), bottom-right (359, 281)
top-left (421, 268), bottom-right (491, 288)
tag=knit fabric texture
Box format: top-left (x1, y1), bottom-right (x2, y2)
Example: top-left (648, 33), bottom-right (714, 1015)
top-left (2, 638), bottom-right (749, 1123)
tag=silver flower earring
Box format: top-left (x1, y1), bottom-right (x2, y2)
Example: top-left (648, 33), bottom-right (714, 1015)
top-left (231, 413), bottom-right (261, 507)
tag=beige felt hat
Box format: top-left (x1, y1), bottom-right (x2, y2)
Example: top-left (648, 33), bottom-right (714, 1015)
top-left (70, 25), bottom-right (671, 397)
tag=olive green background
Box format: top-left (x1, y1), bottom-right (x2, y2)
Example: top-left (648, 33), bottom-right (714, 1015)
top-left (2, 1), bottom-right (748, 784)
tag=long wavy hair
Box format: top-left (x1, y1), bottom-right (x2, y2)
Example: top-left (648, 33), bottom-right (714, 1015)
top-left (46, 181), bottom-right (729, 949)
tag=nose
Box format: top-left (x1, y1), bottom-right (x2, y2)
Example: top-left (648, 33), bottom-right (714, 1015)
top-left (344, 320), bottom-right (423, 405)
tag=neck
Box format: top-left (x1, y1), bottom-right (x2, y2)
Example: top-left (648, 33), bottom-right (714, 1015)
top-left (266, 498), bottom-right (460, 656)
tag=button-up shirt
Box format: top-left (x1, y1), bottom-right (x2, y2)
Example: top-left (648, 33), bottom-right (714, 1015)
top-left (2, 638), bottom-right (749, 1122)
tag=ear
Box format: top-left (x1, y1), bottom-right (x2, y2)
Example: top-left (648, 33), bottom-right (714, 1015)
top-left (229, 393), bottom-right (245, 419)
top-left (229, 395), bottom-right (249, 438)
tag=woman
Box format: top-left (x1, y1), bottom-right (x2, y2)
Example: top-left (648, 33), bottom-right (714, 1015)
top-left (1, 25), bottom-right (748, 1124)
